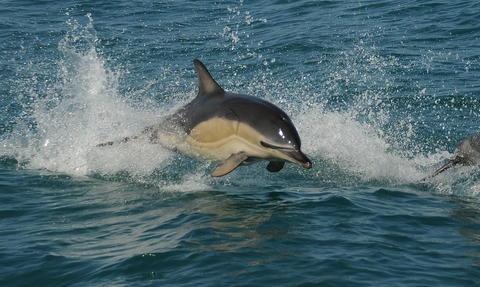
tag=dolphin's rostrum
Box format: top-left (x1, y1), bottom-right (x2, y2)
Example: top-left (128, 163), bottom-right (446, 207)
top-left (98, 59), bottom-right (312, 177)
top-left (419, 134), bottom-right (480, 181)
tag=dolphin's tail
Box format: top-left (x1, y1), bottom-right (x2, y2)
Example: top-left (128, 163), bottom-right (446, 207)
top-left (96, 126), bottom-right (156, 147)
top-left (418, 156), bottom-right (462, 182)
top-left (96, 135), bottom-right (140, 147)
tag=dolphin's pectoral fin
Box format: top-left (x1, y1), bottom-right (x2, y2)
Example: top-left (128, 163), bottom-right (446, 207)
top-left (210, 152), bottom-right (249, 177)
top-left (266, 161), bottom-right (285, 172)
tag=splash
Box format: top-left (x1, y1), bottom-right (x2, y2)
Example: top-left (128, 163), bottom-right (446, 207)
top-left (0, 12), bottom-right (469, 191)
top-left (0, 15), bottom-right (424, 187)
top-left (0, 15), bottom-right (172, 178)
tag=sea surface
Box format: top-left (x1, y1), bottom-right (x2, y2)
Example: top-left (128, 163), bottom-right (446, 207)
top-left (1, 0), bottom-right (480, 286)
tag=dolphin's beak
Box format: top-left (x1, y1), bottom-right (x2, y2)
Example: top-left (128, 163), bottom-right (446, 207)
top-left (280, 149), bottom-right (312, 169)
top-left (260, 141), bottom-right (312, 169)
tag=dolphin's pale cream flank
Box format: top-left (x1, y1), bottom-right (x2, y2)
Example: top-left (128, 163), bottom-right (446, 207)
top-left (98, 59), bottom-right (312, 177)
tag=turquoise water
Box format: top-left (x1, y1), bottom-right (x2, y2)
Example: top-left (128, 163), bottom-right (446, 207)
top-left (1, 0), bottom-right (480, 286)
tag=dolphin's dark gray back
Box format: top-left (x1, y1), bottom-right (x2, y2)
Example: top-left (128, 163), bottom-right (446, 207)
top-left (163, 59), bottom-right (302, 149)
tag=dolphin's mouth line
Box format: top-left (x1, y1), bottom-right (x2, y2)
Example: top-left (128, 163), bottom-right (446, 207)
top-left (260, 141), bottom-right (312, 169)
top-left (280, 149), bottom-right (312, 169)
top-left (260, 141), bottom-right (294, 150)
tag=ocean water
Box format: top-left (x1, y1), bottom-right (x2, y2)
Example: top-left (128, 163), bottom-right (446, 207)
top-left (1, 0), bottom-right (480, 286)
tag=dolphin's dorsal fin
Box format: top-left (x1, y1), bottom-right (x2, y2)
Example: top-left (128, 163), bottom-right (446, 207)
top-left (193, 59), bottom-right (224, 97)
top-left (210, 152), bottom-right (249, 177)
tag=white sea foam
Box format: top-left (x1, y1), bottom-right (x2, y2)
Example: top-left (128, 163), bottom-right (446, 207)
top-left (0, 14), bottom-right (466, 192)
top-left (1, 16), bottom-right (172, 178)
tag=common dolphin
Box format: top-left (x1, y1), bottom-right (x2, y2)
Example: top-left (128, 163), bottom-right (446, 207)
top-left (98, 59), bottom-right (312, 177)
top-left (419, 134), bottom-right (480, 181)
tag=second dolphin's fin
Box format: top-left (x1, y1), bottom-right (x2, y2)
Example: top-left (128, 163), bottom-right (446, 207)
top-left (418, 156), bottom-right (463, 182)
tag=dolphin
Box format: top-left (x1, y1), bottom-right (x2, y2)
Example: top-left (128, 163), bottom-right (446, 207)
top-left (419, 134), bottom-right (480, 181)
top-left (98, 59), bottom-right (312, 177)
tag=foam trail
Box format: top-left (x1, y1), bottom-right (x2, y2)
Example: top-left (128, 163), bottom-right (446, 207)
top-left (297, 106), bottom-right (421, 184)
